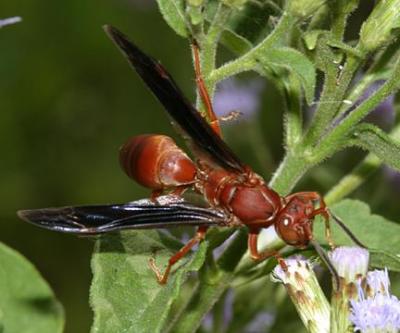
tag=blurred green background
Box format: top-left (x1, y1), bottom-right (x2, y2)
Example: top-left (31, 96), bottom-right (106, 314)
top-left (0, 1), bottom-right (399, 332)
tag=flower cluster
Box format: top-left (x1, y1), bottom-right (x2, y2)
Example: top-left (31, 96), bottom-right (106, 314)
top-left (350, 269), bottom-right (400, 333)
top-left (272, 247), bottom-right (400, 333)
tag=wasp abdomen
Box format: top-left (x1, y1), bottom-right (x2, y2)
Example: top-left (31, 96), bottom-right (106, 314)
top-left (119, 134), bottom-right (197, 189)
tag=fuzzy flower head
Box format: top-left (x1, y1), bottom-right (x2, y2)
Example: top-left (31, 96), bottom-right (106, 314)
top-left (366, 269), bottom-right (391, 297)
top-left (272, 257), bottom-right (330, 333)
top-left (329, 246), bottom-right (369, 283)
top-left (350, 269), bottom-right (400, 333)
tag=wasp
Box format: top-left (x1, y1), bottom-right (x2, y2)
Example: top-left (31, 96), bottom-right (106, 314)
top-left (18, 26), bottom-right (365, 286)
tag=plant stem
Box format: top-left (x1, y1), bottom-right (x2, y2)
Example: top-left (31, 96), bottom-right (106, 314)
top-left (303, 54), bottom-right (361, 147)
top-left (283, 79), bottom-right (303, 149)
top-left (316, 55), bottom-right (400, 159)
top-left (169, 230), bottom-right (248, 333)
top-left (207, 12), bottom-right (296, 85)
top-left (172, 276), bottom-right (231, 333)
top-left (194, 3), bottom-right (232, 111)
top-left (268, 148), bottom-right (310, 194)
top-left (324, 154), bottom-right (380, 205)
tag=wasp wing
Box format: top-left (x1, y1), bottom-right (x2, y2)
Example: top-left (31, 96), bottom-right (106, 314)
top-left (18, 196), bottom-right (227, 235)
top-left (104, 25), bottom-right (245, 173)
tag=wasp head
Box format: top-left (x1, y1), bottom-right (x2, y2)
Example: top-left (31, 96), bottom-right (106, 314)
top-left (274, 195), bottom-right (317, 248)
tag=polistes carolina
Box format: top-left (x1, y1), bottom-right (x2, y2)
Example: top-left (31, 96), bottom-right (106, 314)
top-left (18, 25), bottom-right (365, 287)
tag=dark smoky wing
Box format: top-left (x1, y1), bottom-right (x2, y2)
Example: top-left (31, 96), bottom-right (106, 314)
top-left (17, 200), bottom-right (227, 234)
top-left (103, 25), bottom-right (245, 173)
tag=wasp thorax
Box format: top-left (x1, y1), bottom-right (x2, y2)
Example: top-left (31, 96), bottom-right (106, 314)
top-left (119, 134), bottom-right (197, 189)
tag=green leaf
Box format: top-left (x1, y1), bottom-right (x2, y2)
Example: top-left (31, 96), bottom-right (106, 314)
top-left (351, 123), bottom-right (400, 172)
top-left (219, 1), bottom-right (277, 44)
top-left (314, 199), bottom-right (400, 271)
top-left (220, 28), bottom-right (253, 56)
top-left (156, 0), bottom-right (188, 38)
top-left (257, 47), bottom-right (316, 104)
top-left (0, 242), bottom-right (64, 333)
top-left (90, 230), bottom-right (208, 333)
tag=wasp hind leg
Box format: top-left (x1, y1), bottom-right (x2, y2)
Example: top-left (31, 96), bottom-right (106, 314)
top-left (149, 226), bottom-right (208, 284)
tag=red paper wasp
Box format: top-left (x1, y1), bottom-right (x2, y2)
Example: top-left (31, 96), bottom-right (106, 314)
top-left (18, 25), bottom-right (365, 286)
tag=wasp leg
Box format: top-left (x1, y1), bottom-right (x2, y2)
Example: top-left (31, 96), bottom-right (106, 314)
top-left (248, 230), bottom-right (288, 272)
top-left (191, 41), bottom-right (221, 137)
top-left (149, 226), bottom-right (208, 284)
top-left (311, 207), bottom-right (336, 249)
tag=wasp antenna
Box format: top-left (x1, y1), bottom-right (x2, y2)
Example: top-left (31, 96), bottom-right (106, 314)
top-left (329, 211), bottom-right (367, 249)
top-left (310, 239), bottom-right (340, 291)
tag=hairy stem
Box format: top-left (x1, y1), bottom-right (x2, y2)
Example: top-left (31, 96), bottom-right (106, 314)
top-left (316, 55), bottom-right (400, 159)
top-left (194, 3), bottom-right (232, 112)
top-left (303, 55), bottom-right (361, 146)
top-left (207, 12), bottom-right (296, 85)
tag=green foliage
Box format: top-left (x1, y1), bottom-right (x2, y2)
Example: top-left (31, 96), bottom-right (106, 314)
top-left (0, 242), bottom-right (64, 333)
top-left (90, 231), bottom-right (208, 333)
top-left (315, 200), bottom-right (400, 271)
top-left (91, 0), bottom-right (400, 333)
top-left (351, 123), bottom-right (400, 172)
top-left (156, 0), bottom-right (188, 37)
top-left (3, 0), bottom-right (400, 332)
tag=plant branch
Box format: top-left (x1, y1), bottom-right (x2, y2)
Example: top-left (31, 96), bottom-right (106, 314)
top-left (303, 54), bottom-right (361, 147)
top-left (315, 55), bottom-right (400, 159)
top-left (207, 12), bottom-right (296, 85)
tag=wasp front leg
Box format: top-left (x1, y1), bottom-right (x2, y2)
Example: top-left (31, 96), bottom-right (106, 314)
top-left (247, 229), bottom-right (288, 271)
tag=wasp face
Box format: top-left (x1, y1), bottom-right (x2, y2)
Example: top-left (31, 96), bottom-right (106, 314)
top-left (274, 196), bottom-right (315, 247)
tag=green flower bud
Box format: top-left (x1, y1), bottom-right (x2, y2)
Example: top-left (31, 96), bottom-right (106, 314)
top-left (359, 0), bottom-right (400, 52)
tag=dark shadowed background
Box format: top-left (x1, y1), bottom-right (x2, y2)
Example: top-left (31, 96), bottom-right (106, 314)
top-left (0, 1), bottom-right (399, 332)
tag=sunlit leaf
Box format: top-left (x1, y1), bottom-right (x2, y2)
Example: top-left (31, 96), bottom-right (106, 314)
top-left (314, 199), bottom-right (400, 271)
top-left (0, 242), bottom-right (64, 333)
top-left (351, 123), bottom-right (400, 172)
top-left (156, 0), bottom-right (188, 37)
top-left (90, 230), bottom-right (208, 333)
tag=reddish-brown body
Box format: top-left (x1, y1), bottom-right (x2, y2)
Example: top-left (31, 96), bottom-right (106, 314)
top-left (119, 134), bottom-right (284, 230)
top-left (18, 26), bottom-right (364, 287)
top-left (119, 134), bottom-right (197, 190)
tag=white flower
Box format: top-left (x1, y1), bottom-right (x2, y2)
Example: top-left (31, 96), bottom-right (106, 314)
top-left (366, 268), bottom-right (391, 296)
top-left (329, 246), bottom-right (369, 283)
top-left (350, 268), bottom-right (400, 333)
top-left (272, 257), bottom-right (330, 333)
